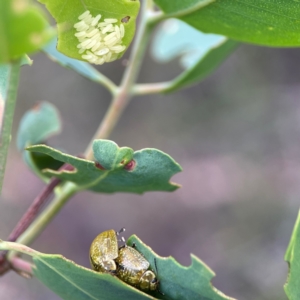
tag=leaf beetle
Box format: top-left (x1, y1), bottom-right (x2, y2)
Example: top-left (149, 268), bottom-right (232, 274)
top-left (90, 229), bottom-right (163, 294)
top-left (89, 229), bottom-right (123, 274)
top-left (116, 243), bottom-right (160, 292)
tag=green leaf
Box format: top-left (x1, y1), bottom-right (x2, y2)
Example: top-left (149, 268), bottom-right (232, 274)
top-left (0, 0), bottom-right (54, 63)
top-left (33, 254), bottom-right (155, 300)
top-left (0, 241), bottom-right (155, 300)
top-left (0, 60), bottom-right (21, 194)
top-left (20, 54), bottom-right (33, 66)
top-left (284, 210), bottom-right (300, 299)
top-left (0, 236), bottom-right (234, 300)
top-left (39, 0), bottom-right (140, 62)
top-left (43, 37), bottom-right (112, 83)
top-left (151, 19), bottom-right (237, 92)
top-left (17, 102), bottom-right (61, 150)
top-left (153, 0), bottom-right (300, 47)
top-left (166, 40), bottom-right (237, 93)
top-left (127, 235), bottom-right (235, 300)
top-left (16, 102), bottom-right (63, 181)
top-left (27, 139), bottom-right (182, 194)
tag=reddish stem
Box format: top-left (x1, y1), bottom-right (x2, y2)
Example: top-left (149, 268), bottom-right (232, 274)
top-left (7, 177), bottom-right (62, 243)
top-left (10, 257), bottom-right (33, 278)
top-left (0, 162), bottom-right (75, 276)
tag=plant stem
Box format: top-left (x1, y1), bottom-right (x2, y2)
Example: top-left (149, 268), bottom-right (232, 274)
top-left (10, 257), bottom-right (33, 277)
top-left (84, 0), bottom-right (151, 160)
top-left (0, 163), bottom-right (75, 274)
top-left (12, 182), bottom-right (77, 251)
top-left (148, 0), bottom-right (215, 25)
top-left (0, 241), bottom-right (40, 256)
top-left (0, 241), bottom-right (36, 276)
top-left (0, 60), bottom-right (20, 193)
top-left (133, 82), bottom-right (172, 95)
top-left (7, 178), bottom-right (61, 243)
top-left (14, 0), bottom-right (153, 252)
top-left (146, 0), bottom-right (154, 10)
top-left (0, 240), bottom-right (38, 277)
top-left (0, 178), bottom-right (60, 272)
top-left (95, 73), bottom-right (118, 96)
top-left (6, 163), bottom-right (75, 243)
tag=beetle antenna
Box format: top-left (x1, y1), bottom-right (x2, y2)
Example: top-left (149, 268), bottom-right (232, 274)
top-left (117, 227), bottom-right (125, 235)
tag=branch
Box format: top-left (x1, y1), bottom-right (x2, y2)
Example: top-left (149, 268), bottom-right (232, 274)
top-left (0, 256), bottom-right (33, 277)
top-left (8, 163), bottom-right (74, 243)
top-left (8, 179), bottom-right (60, 243)
top-left (13, 0), bottom-right (156, 251)
top-left (10, 257), bottom-right (33, 278)
top-left (94, 73), bottom-right (118, 96)
top-left (12, 182), bottom-right (77, 251)
top-left (0, 163), bottom-right (74, 274)
top-left (0, 241), bottom-right (40, 256)
top-left (132, 82), bottom-right (173, 95)
top-left (0, 241), bottom-right (37, 276)
top-left (84, 0), bottom-right (152, 160)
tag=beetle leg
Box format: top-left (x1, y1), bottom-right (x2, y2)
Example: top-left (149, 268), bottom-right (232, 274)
top-left (157, 288), bottom-right (165, 296)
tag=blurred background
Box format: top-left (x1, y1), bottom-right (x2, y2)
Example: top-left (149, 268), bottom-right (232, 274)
top-left (1, 27), bottom-right (300, 300)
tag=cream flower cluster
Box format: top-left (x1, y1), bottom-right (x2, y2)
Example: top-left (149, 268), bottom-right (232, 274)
top-left (74, 10), bottom-right (126, 65)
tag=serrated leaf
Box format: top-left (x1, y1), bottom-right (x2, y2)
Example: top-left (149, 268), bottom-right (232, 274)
top-left (33, 254), bottom-right (155, 300)
top-left (0, 61), bottom-right (21, 193)
top-left (0, 236), bottom-right (234, 300)
top-left (127, 235), bottom-right (235, 300)
top-left (151, 19), bottom-right (237, 93)
top-left (0, 240), bottom-right (155, 300)
top-left (0, 0), bottom-right (54, 63)
top-left (153, 0), bottom-right (300, 47)
top-left (284, 210), bottom-right (300, 300)
top-left (44, 37), bottom-right (111, 83)
top-left (39, 0), bottom-right (140, 62)
top-left (16, 102), bottom-right (63, 181)
top-left (26, 139), bottom-right (182, 194)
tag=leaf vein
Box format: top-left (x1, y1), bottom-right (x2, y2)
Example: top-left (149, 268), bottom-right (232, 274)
top-left (234, 0), bottom-right (299, 21)
top-left (214, 4), bottom-right (273, 27)
top-left (37, 257), bottom-right (99, 300)
top-left (57, 0), bottom-right (69, 19)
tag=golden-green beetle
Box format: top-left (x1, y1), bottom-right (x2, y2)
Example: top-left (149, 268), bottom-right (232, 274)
top-left (90, 229), bottom-right (162, 294)
top-left (115, 244), bottom-right (160, 292)
top-left (89, 229), bottom-right (120, 274)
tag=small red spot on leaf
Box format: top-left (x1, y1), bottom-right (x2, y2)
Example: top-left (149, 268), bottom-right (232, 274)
top-left (95, 162), bottom-right (106, 170)
top-left (64, 163), bottom-right (75, 172)
top-left (124, 160), bottom-right (135, 171)
top-left (32, 102), bottom-right (41, 112)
